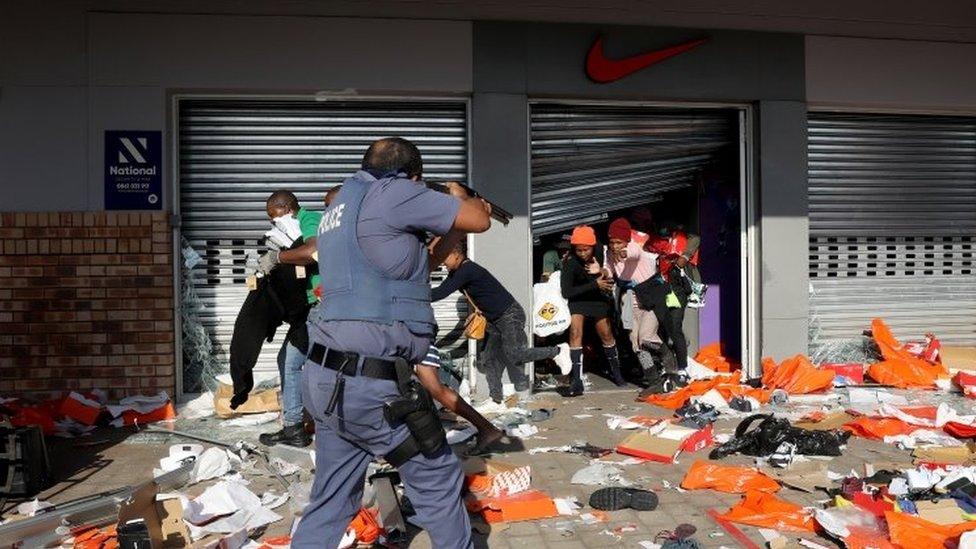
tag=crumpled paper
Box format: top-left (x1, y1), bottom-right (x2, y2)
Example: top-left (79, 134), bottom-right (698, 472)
top-left (183, 481), bottom-right (282, 540)
top-left (571, 463), bottom-right (630, 486)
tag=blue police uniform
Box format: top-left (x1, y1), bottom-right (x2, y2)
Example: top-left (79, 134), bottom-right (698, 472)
top-left (292, 170), bottom-right (471, 548)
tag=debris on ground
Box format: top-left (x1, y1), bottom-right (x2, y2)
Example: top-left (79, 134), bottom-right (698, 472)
top-left (5, 315), bottom-right (976, 547)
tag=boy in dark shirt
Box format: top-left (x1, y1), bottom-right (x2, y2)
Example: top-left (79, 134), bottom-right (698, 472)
top-left (432, 241), bottom-right (559, 403)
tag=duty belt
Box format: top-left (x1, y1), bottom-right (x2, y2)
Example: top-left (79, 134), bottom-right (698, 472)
top-left (307, 343), bottom-right (398, 382)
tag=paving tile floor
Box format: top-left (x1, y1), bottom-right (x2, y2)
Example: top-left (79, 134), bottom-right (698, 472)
top-left (17, 379), bottom-right (943, 548)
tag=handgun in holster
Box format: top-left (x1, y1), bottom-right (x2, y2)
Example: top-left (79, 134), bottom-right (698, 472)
top-left (382, 358), bottom-right (446, 467)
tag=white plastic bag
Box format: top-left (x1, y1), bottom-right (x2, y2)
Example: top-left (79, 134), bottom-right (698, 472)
top-left (532, 271), bottom-right (571, 337)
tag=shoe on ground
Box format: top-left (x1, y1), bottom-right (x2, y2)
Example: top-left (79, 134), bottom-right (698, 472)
top-left (473, 398), bottom-right (509, 415)
top-left (588, 487), bottom-right (659, 511)
top-left (259, 423), bottom-right (312, 447)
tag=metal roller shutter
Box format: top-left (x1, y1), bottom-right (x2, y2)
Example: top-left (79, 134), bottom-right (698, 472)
top-left (178, 99), bottom-right (470, 379)
top-left (530, 103), bottom-right (735, 237)
top-left (808, 112), bottom-right (976, 346)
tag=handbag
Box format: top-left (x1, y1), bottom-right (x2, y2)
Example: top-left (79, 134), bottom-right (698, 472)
top-left (462, 290), bottom-right (487, 340)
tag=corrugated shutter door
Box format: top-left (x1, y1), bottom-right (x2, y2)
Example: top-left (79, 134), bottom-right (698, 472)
top-left (530, 104), bottom-right (735, 236)
top-left (178, 99), bottom-right (470, 379)
top-left (808, 112), bottom-right (976, 346)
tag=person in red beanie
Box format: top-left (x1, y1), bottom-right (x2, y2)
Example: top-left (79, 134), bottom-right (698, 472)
top-left (560, 225), bottom-right (621, 395)
top-left (605, 218), bottom-right (665, 385)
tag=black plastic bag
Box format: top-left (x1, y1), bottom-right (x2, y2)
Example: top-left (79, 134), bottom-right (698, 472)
top-left (709, 413), bottom-right (850, 460)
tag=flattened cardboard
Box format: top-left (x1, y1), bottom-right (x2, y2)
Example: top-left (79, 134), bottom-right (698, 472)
top-left (916, 499), bottom-right (967, 525)
top-left (943, 346), bottom-right (976, 371)
top-left (213, 382), bottom-right (280, 418)
top-left (117, 483), bottom-right (191, 548)
top-left (770, 461), bottom-right (830, 493)
top-left (913, 442), bottom-right (976, 465)
top-left (468, 490), bottom-right (559, 524)
top-left (794, 410), bottom-right (852, 431)
top-left (615, 424), bottom-right (713, 464)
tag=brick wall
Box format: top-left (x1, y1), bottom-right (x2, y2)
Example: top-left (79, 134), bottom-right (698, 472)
top-left (0, 212), bottom-right (175, 400)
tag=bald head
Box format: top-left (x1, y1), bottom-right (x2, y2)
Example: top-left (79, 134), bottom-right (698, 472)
top-left (361, 137), bottom-right (423, 179)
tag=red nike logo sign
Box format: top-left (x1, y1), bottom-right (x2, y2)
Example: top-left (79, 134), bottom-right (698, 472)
top-left (586, 36), bottom-right (709, 83)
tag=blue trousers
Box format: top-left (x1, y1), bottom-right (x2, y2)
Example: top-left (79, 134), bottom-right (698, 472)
top-left (292, 358), bottom-right (472, 549)
top-left (277, 341), bottom-right (305, 426)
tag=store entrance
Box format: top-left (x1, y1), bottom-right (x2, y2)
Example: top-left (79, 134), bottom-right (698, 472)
top-left (528, 103), bottom-right (745, 392)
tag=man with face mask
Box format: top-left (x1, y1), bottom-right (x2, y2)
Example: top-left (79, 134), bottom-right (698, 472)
top-left (252, 190), bottom-right (322, 447)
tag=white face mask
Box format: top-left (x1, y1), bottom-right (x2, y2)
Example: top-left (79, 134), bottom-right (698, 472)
top-left (272, 214), bottom-right (302, 241)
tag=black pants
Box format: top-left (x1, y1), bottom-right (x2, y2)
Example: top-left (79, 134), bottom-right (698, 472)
top-left (636, 279), bottom-right (688, 372)
top-left (653, 304), bottom-right (688, 371)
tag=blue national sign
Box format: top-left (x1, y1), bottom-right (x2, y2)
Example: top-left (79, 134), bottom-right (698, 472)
top-left (105, 130), bottom-right (162, 210)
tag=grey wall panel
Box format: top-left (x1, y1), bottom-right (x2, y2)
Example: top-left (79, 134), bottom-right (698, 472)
top-left (808, 112), bottom-right (976, 346)
top-left (0, 87), bottom-right (89, 211)
top-left (178, 99), bottom-right (471, 377)
top-left (807, 36), bottom-right (976, 112)
top-left (89, 13), bottom-right (473, 92)
top-left (759, 100), bottom-right (810, 358)
top-left (473, 22), bottom-right (804, 102)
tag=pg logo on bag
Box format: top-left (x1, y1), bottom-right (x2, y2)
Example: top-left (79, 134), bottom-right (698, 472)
top-left (538, 302), bottom-right (558, 321)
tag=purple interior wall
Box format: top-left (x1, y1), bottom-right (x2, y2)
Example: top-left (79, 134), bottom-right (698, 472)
top-left (697, 170), bottom-right (742, 361)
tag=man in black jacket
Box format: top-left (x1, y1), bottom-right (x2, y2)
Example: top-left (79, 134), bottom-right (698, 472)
top-left (432, 241), bottom-right (558, 404)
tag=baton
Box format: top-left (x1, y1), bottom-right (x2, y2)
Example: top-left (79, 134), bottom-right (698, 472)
top-left (425, 181), bottom-right (513, 226)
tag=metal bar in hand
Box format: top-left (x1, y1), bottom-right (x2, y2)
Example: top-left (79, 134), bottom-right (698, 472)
top-left (425, 181), bottom-right (512, 226)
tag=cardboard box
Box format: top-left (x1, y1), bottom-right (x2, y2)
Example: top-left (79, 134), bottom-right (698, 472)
top-left (213, 382), bottom-right (280, 418)
top-left (819, 363), bottom-right (865, 386)
top-left (467, 490), bottom-right (559, 524)
top-left (913, 443), bottom-right (976, 466)
top-left (117, 483), bottom-right (191, 548)
top-left (464, 459), bottom-right (531, 499)
top-left (916, 499), bottom-right (967, 525)
top-left (794, 410), bottom-right (853, 431)
top-left (615, 424), bottom-right (713, 464)
top-left (943, 346), bottom-right (976, 371)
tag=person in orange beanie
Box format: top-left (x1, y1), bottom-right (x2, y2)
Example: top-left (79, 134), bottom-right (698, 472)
top-left (560, 225), bottom-right (622, 395)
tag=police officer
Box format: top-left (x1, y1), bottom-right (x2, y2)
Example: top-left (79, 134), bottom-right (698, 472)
top-left (293, 137), bottom-right (491, 548)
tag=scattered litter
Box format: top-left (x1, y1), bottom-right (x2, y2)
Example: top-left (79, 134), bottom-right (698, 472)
top-left (553, 496), bottom-right (581, 516)
top-left (573, 414), bottom-right (594, 419)
top-left (446, 424), bottom-right (478, 445)
top-left (15, 499), bottom-right (53, 517)
top-left (571, 463), bottom-right (630, 486)
top-left (190, 447), bottom-right (239, 484)
top-left (506, 423), bottom-right (539, 438)
top-left (224, 412), bottom-right (280, 427)
top-left (183, 480), bottom-right (282, 539)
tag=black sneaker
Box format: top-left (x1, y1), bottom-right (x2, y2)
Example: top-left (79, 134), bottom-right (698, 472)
top-left (259, 423), bottom-right (311, 447)
top-left (589, 487), bottom-right (659, 511)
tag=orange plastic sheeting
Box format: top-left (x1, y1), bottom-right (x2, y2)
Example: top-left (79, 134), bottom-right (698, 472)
top-left (694, 343), bottom-right (739, 373)
top-left (843, 417), bottom-right (921, 440)
top-left (867, 319), bottom-right (946, 388)
top-left (59, 394), bottom-right (103, 425)
top-left (761, 355), bottom-right (834, 394)
top-left (845, 531), bottom-right (897, 549)
top-left (119, 402), bottom-right (177, 426)
top-left (348, 507), bottom-right (382, 544)
top-left (680, 461), bottom-right (780, 494)
top-left (641, 375), bottom-right (739, 409)
top-left (867, 360), bottom-right (943, 389)
top-left (885, 511), bottom-right (976, 548)
top-left (718, 491), bottom-right (816, 533)
top-left (715, 385), bottom-right (772, 404)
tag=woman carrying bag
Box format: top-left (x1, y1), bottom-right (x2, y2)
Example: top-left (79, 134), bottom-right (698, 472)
top-left (431, 241), bottom-right (559, 404)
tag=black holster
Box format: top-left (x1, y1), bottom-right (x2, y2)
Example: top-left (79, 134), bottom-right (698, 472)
top-left (383, 359), bottom-right (446, 466)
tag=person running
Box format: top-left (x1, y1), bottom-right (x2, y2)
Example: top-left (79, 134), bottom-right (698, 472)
top-left (560, 225), bottom-right (623, 396)
top-left (604, 218), bottom-right (665, 386)
top-left (432, 241), bottom-right (559, 404)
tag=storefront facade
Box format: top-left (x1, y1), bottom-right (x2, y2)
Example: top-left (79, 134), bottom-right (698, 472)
top-left (2, 4), bottom-right (974, 398)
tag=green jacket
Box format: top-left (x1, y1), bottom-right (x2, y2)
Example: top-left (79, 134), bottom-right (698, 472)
top-left (296, 207), bottom-right (322, 304)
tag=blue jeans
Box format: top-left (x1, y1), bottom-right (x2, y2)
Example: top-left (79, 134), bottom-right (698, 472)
top-left (277, 341), bottom-right (305, 426)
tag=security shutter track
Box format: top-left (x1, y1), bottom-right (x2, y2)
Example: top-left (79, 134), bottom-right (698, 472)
top-left (530, 104), bottom-right (735, 237)
top-left (179, 99), bottom-right (469, 379)
top-left (808, 112), bottom-right (976, 346)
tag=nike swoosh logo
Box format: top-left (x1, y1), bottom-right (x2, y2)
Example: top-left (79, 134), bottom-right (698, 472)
top-left (586, 36), bottom-right (709, 83)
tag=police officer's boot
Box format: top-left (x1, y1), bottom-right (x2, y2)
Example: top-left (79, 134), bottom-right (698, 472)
top-left (259, 423), bottom-right (311, 448)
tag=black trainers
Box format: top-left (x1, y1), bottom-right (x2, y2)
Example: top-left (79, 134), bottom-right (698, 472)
top-left (259, 423), bottom-right (311, 447)
top-left (588, 487), bottom-right (659, 511)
